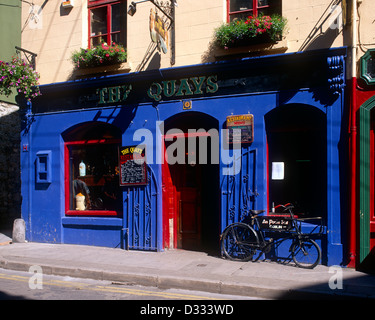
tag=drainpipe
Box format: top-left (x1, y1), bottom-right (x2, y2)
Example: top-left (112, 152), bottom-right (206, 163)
top-left (26, 100), bottom-right (33, 241)
top-left (348, 0), bottom-right (358, 268)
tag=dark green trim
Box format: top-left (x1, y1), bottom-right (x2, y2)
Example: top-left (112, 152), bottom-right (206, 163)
top-left (359, 95), bottom-right (375, 262)
top-left (360, 50), bottom-right (375, 85)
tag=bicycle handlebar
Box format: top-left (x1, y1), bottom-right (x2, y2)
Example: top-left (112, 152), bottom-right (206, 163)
top-left (274, 203), bottom-right (294, 211)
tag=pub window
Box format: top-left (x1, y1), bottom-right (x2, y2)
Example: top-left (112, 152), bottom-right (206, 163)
top-left (63, 122), bottom-right (122, 217)
top-left (227, 0), bottom-right (282, 21)
top-left (88, 0), bottom-right (127, 48)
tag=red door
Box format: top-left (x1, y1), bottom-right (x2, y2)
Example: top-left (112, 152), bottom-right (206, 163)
top-left (174, 163), bottom-right (202, 250)
top-left (162, 135), bottom-right (203, 250)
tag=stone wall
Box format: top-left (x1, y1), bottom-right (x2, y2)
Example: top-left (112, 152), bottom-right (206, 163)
top-left (0, 101), bottom-right (21, 231)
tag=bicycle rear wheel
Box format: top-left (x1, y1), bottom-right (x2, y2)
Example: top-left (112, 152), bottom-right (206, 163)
top-left (291, 239), bottom-right (321, 269)
top-left (221, 223), bottom-right (259, 261)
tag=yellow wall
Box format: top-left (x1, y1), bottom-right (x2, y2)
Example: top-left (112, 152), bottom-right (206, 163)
top-left (22, 0), bottom-right (351, 85)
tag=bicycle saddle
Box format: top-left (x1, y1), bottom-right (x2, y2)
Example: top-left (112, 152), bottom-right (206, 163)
top-left (249, 210), bottom-right (265, 216)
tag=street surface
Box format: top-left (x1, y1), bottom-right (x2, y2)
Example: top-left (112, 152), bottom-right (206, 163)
top-left (0, 268), bottom-right (257, 301)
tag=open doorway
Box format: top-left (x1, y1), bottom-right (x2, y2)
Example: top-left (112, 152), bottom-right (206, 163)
top-left (265, 104), bottom-right (327, 219)
top-left (162, 112), bottom-right (220, 253)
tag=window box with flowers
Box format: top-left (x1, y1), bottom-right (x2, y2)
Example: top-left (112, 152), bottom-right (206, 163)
top-left (71, 42), bottom-right (130, 78)
top-left (0, 56), bottom-right (41, 101)
top-left (214, 14), bottom-right (287, 50)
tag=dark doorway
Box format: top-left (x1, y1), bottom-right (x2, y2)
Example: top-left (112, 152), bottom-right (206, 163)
top-left (162, 112), bottom-right (220, 253)
top-left (265, 104), bottom-right (327, 219)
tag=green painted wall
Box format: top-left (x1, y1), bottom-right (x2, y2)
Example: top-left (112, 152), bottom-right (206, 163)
top-left (0, 0), bottom-right (21, 104)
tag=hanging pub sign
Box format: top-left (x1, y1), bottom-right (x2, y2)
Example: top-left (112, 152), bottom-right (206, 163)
top-left (119, 145), bottom-right (148, 186)
top-left (226, 114), bottom-right (254, 144)
top-left (150, 8), bottom-right (168, 54)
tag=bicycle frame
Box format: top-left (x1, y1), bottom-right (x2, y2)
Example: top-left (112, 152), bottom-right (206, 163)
top-left (251, 216), bottom-right (299, 262)
top-left (221, 203), bottom-right (324, 265)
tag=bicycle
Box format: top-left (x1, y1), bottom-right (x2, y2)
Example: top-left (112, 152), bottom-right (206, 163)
top-left (220, 203), bottom-right (323, 269)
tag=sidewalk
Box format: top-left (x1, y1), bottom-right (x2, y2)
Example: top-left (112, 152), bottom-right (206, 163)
top-left (0, 237), bottom-right (374, 299)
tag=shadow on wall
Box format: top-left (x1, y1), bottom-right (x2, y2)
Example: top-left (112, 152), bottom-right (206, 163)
top-left (0, 102), bottom-right (21, 231)
top-left (298, 0), bottom-right (343, 52)
top-left (301, 21), bottom-right (341, 52)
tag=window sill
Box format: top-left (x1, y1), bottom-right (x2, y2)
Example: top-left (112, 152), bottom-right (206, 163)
top-left (66, 210), bottom-right (120, 217)
top-left (214, 39), bottom-right (288, 60)
top-left (62, 216), bottom-right (123, 228)
top-left (72, 62), bottom-right (131, 79)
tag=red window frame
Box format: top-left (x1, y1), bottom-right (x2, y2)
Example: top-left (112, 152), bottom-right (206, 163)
top-left (64, 138), bottom-right (122, 217)
top-left (227, 0), bottom-right (271, 21)
top-left (88, 0), bottom-right (125, 48)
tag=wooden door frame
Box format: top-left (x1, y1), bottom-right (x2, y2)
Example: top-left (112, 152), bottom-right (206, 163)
top-left (162, 131), bottom-right (212, 249)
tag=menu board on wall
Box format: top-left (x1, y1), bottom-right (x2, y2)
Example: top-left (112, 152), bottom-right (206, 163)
top-left (226, 114), bottom-right (254, 144)
top-left (119, 145), bottom-right (148, 186)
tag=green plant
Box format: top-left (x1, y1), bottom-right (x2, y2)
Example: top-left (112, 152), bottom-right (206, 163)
top-left (72, 42), bottom-right (127, 69)
top-left (214, 14), bottom-right (287, 49)
top-left (0, 56), bottom-right (41, 101)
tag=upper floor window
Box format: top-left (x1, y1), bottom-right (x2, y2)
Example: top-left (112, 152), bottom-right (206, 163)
top-left (227, 0), bottom-right (281, 21)
top-left (88, 0), bottom-right (127, 48)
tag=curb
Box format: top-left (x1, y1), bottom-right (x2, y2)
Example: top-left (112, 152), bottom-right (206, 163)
top-left (0, 256), bottom-right (370, 300)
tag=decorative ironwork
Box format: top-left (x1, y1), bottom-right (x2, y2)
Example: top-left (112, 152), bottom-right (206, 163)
top-left (20, 101), bottom-right (35, 135)
top-left (124, 165), bottom-right (159, 251)
top-left (327, 55), bottom-right (345, 95)
top-left (152, 0), bottom-right (174, 23)
top-left (221, 148), bottom-right (258, 229)
top-left (15, 46), bottom-right (37, 70)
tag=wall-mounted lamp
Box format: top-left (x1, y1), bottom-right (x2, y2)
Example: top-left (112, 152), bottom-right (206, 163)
top-left (127, 1), bottom-right (137, 16)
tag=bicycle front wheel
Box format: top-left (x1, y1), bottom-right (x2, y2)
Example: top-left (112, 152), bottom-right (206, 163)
top-left (221, 223), bottom-right (259, 262)
top-left (291, 239), bottom-right (321, 269)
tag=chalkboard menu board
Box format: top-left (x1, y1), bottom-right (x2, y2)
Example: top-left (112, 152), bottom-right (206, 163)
top-left (119, 146), bottom-right (148, 186)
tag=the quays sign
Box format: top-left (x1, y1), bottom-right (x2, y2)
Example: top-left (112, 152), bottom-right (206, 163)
top-left (32, 49), bottom-right (346, 115)
top-left (93, 75), bottom-right (219, 105)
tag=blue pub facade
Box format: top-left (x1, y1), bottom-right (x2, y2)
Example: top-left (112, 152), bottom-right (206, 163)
top-left (21, 47), bottom-right (347, 266)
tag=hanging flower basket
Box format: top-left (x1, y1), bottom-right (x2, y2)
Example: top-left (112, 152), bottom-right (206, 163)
top-left (214, 14), bottom-right (287, 49)
top-left (71, 42), bottom-right (127, 69)
top-left (0, 56), bottom-right (41, 101)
